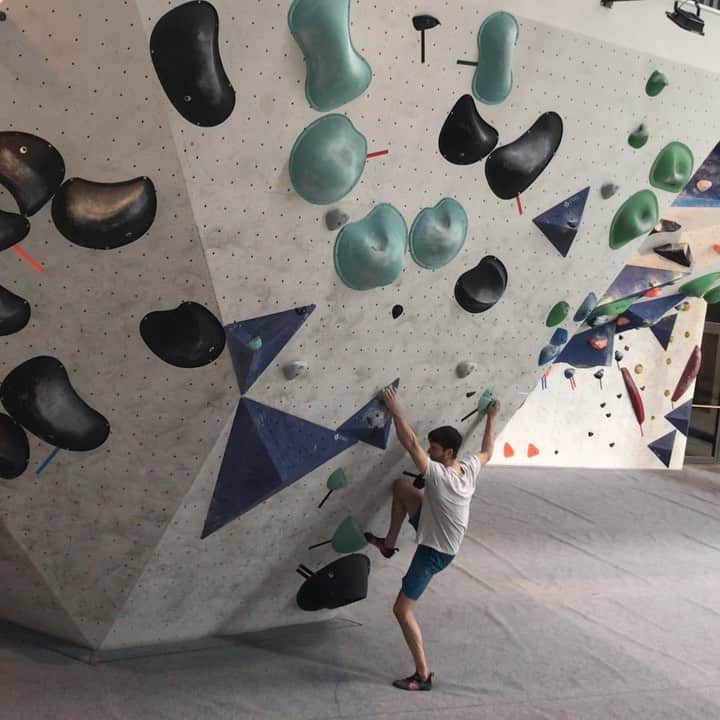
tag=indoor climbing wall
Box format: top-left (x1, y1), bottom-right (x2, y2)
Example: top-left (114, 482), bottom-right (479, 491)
top-left (4, 0), bottom-right (720, 651)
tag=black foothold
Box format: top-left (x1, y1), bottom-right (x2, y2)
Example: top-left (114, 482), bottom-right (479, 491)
top-left (609, 442), bottom-right (615, 447)
top-left (588, 431), bottom-right (594, 437)
top-left (439, 95), bottom-right (499, 165)
top-left (454, 255), bottom-right (508, 314)
top-left (0, 285), bottom-right (31, 336)
top-left (392, 304), bottom-right (404, 319)
top-left (296, 553), bottom-right (370, 611)
top-left (466, 391), bottom-right (477, 398)
top-left (0, 210), bottom-right (31, 251)
top-left (617, 394), bottom-right (622, 399)
top-left (0, 412), bottom-right (30, 479)
top-left (600, 402), bottom-right (607, 408)
top-left (606, 413), bottom-right (611, 418)
top-left (640, 386), bottom-right (646, 391)
top-left (412, 14), bottom-right (440, 31)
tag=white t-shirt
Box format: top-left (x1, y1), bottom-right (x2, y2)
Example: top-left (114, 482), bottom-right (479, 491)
top-left (416, 455), bottom-right (482, 556)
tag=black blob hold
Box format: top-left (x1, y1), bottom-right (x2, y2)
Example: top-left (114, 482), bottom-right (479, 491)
top-left (439, 94), bottom-right (499, 165)
top-left (600, 402), bottom-right (606, 408)
top-left (392, 304), bottom-right (404, 319)
top-left (606, 413), bottom-right (612, 417)
top-left (0, 412), bottom-right (30, 479)
top-left (454, 255), bottom-right (508, 313)
top-left (0, 210), bottom-right (30, 251)
top-left (51, 177), bottom-right (157, 250)
top-left (150, 1), bottom-right (235, 127)
top-left (0, 356), bottom-right (110, 451)
top-left (0, 131), bottom-right (65, 216)
top-left (412, 14), bottom-right (439, 30)
top-left (466, 391), bottom-right (477, 398)
top-left (0, 285), bottom-right (31, 336)
top-left (554, 450), bottom-right (559, 454)
top-left (640, 386), bottom-right (646, 391)
top-left (609, 442), bottom-right (615, 448)
top-left (616, 394), bottom-right (622, 399)
top-left (297, 554), bottom-right (370, 611)
top-left (485, 112), bottom-right (563, 199)
top-left (653, 242), bottom-right (693, 268)
top-left (588, 431), bottom-right (594, 437)
top-left (140, 301), bottom-right (226, 369)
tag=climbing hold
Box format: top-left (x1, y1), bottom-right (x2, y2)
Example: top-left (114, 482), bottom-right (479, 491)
top-left (327, 468), bottom-right (348, 492)
top-left (289, 0), bottom-right (371, 111)
top-left (290, 114), bottom-right (367, 205)
top-left (0, 356), bottom-right (110, 451)
top-left (0, 285), bottom-right (31, 337)
top-left (621, 367), bottom-right (645, 435)
top-left (454, 255), bottom-right (507, 313)
top-left (681, 301), bottom-right (691, 311)
top-left (456, 361), bottom-right (476, 378)
top-left (564, 368), bottom-right (575, 380)
top-left (412, 14), bottom-right (440, 64)
top-left (296, 554), bottom-right (370, 611)
top-left (527, 443), bottom-right (539, 458)
top-left (665, 399), bottom-right (692, 436)
top-left (650, 314), bottom-right (678, 350)
top-left (334, 204), bottom-right (407, 290)
top-left (532, 187), bottom-right (589, 258)
top-left (615, 350), bottom-right (624, 362)
top-left (0, 210), bottom-right (30, 251)
top-left (329, 515), bottom-right (367, 553)
top-left (337, 378), bottom-right (398, 449)
top-left (588, 335), bottom-right (608, 351)
top-left (550, 328), bottom-right (568, 346)
top-left (392, 304), bottom-right (404, 319)
top-left (704, 285), bottom-right (720, 304)
top-left (247, 336), bottom-right (263, 352)
top-left (650, 142), bottom-right (694, 193)
top-left (650, 218), bottom-right (682, 236)
top-left (679, 271), bottom-right (720, 298)
top-left (438, 94), bottom-right (498, 165)
top-left (646, 70), bottom-right (668, 97)
top-left (485, 112), bottom-right (563, 199)
top-left (628, 124), bottom-right (649, 149)
top-left (0, 131), bottom-right (65, 216)
top-left (671, 345), bottom-right (701, 402)
top-left (409, 198), bottom-right (467, 270)
top-left (600, 183), bottom-right (620, 200)
top-left (546, 301), bottom-right (570, 327)
top-left (634, 364), bottom-right (644, 374)
top-left (587, 431), bottom-right (594, 437)
top-left (594, 369), bottom-right (605, 380)
top-left (538, 344), bottom-right (560, 365)
top-left (325, 208), bottom-right (349, 231)
top-left (503, 442), bottom-right (514, 458)
top-left (476, 388), bottom-right (495, 420)
top-left (556, 323), bottom-right (615, 368)
top-left (472, 11), bottom-right (519, 105)
top-left (140, 301), bottom-right (226, 368)
top-left (648, 430), bottom-right (676, 468)
top-left (150, 1), bottom-right (235, 126)
top-left (617, 294), bottom-right (685, 331)
top-left (573, 292), bottom-right (598, 323)
top-left (283, 360), bottom-right (309, 380)
top-left (0, 412), bottom-right (29, 479)
top-left (653, 242), bottom-right (692, 268)
top-left (51, 177), bottom-right (157, 250)
top-left (609, 190), bottom-right (659, 249)
top-left (697, 179), bottom-right (713, 192)
top-left (644, 287), bottom-right (662, 298)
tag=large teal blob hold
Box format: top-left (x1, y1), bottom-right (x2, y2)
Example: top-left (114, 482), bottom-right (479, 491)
top-left (472, 11), bottom-right (519, 105)
top-left (409, 198), bottom-right (468, 270)
top-left (289, 114), bottom-right (367, 205)
top-left (288, 0), bottom-right (372, 111)
top-left (334, 204), bottom-right (407, 291)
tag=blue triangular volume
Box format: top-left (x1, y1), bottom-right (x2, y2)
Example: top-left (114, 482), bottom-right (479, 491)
top-left (532, 187), bottom-right (589, 257)
top-left (202, 398), bottom-right (355, 538)
top-left (650, 313), bottom-right (678, 350)
top-left (337, 378), bottom-right (399, 449)
top-left (225, 305), bottom-right (316, 394)
top-left (665, 400), bottom-right (692, 437)
top-left (648, 430), bottom-right (676, 468)
top-left (554, 323), bottom-right (616, 369)
top-left (621, 294), bottom-right (685, 330)
top-left (603, 266), bottom-right (685, 303)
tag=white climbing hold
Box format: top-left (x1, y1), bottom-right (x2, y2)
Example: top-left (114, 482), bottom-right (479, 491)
top-left (697, 179), bottom-right (712, 192)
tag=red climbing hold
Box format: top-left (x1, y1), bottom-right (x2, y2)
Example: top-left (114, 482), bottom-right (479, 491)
top-left (588, 335), bottom-right (608, 350)
top-left (643, 287), bottom-right (662, 298)
top-left (527, 443), bottom-right (540, 458)
top-left (503, 442), bottom-right (514, 458)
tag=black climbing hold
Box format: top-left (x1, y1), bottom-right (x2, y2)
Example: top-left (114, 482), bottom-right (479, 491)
top-left (606, 413), bottom-right (611, 418)
top-left (0, 131), bottom-right (65, 216)
top-left (439, 95), bottom-right (499, 165)
top-left (325, 208), bottom-right (349, 231)
top-left (653, 242), bottom-right (693, 268)
top-left (51, 177), bottom-right (157, 250)
top-left (600, 402), bottom-right (606, 408)
top-left (640, 386), bottom-right (646, 391)
top-left (454, 255), bottom-right (507, 314)
top-left (297, 553), bottom-right (370, 611)
top-left (649, 219), bottom-right (681, 236)
top-left (0, 285), bottom-right (31, 336)
top-left (412, 14), bottom-right (440, 31)
top-left (554, 450), bottom-right (559, 454)
top-left (485, 112), bottom-right (563, 199)
top-left (0, 356), bottom-right (110, 451)
top-left (140, 301), bottom-right (226, 368)
top-left (150, 1), bottom-right (235, 127)
top-left (0, 210), bottom-right (30, 251)
top-left (609, 442), bottom-right (615, 447)
top-left (392, 304), bottom-right (404, 319)
top-left (466, 391), bottom-right (477, 398)
top-left (616, 394), bottom-right (622, 399)
top-left (0, 412), bottom-right (29, 479)
top-left (618, 335), bottom-right (624, 341)
top-left (588, 432), bottom-right (594, 437)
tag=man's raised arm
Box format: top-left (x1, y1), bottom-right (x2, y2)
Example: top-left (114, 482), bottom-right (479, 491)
top-left (382, 386), bottom-right (429, 475)
top-left (476, 399), bottom-right (500, 466)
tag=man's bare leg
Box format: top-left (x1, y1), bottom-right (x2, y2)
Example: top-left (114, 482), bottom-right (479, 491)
top-left (393, 591), bottom-right (430, 680)
top-left (385, 478), bottom-right (422, 549)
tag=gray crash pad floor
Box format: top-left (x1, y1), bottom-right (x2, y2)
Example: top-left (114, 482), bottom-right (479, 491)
top-left (5, 465), bottom-right (720, 719)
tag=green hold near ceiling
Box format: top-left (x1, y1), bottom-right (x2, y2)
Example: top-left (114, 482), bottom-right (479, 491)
top-left (288, 0), bottom-right (372, 111)
top-left (680, 272), bottom-right (720, 298)
top-left (289, 114), bottom-right (367, 205)
top-left (334, 204), bottom-right (407, 290)
top-left (609, 190), bottom-right (659, 250)
top-left (649, 142), bottom-right (694, 193)
top-left (646, 70), bottom-right (668, 97)
top-left (331, 515), bottom-right (367, 553)
top-left (628, 124), bottom-right (649, 149)
top-left (704, 285), bottom-right (720, 305)
top-left (409, 198), bottom-right (468, 270)
top-left (472, 11), bottom-right (519, 105)
top-left (546, 301), bottom-right (570, 327)
top-left (593, 294), bottom-right (642, 319)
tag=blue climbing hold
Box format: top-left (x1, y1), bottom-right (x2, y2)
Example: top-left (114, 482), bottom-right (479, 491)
top-left (550, 328), bottom-right (568, 346)
top-left (665, 400), bottom-right (692, 437)
top-left (538, 344), bottom-right (560, 366)
top-left (648, 430), bottom-right (676, 468)
top-left (649, 314), bottom-right (677, 350)
top-left (472, 11), bottom-right (519, 105)
top-left (409, 198), bottom-right (467, 270)
top-left (573, 292), bottom-right (597, 323)
top-left (532, 187), bottom-right (590, 258)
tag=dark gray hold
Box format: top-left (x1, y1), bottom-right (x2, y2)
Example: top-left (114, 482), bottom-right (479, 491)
top-left (439, 95), bottom-right (499, 165)
top-left (0, 285), bottom-right (31, 336)
top-left (296, 554), bottom-right (370, 611)
top-left (392, 304), bottom-right (404, 319)
top-left (0, 210), bottom-right (30, 251)
top-left (600, 183), bottom-right (619, 199)
top-left (454, 255), bottom-right (508, 313)
top-left (283, 360), bottom-right (309, 380)
top-left (0, 412), bottom-right (30, 479)
top-left (456, 361), bottom-right (476, 378)
top-left (325, 208), bottom-right (349, 230)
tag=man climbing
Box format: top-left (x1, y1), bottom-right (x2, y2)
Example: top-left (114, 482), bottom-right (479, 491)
top-left (365, 385), bottom-right (499, 691)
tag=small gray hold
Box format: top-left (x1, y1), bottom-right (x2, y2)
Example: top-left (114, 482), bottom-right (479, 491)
top-left (366, 409), bottom-right (388, 429)
top-left (600, 183), bottom-right (619, 199)
top-left (456, 361), bottom-right (476, 379)
top-left (325, 209), bottom-right (349, 231)
top-left (283, 360), bottom-right (309, 380)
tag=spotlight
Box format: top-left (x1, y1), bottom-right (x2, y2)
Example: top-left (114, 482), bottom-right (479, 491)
top-left (666, 1), bottom-right (705, 34)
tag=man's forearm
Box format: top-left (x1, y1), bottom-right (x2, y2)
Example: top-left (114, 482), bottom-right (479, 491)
top-left (392, 411), bottom-right (420, 451)
top-left (481, 416), bottom-right (495, 457)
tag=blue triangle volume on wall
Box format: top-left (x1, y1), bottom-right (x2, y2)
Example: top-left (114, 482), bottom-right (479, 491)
top-left (554, 323), bottom-right (616, 368)
top-left (532, 187), bottom-right (590, 257)
top-left (603, 266), bottom-right (686, 303)
top-left (648, 430), bottom-right (676, 468)
top-left (665, 400), bottom-right (692, 436)
top-left (202, 398), bottom-right (356, 538)
top-left (225, 305), bottom-right (315, 394)
top-left (650, 313), bottom-right (678, 350)
top-left (620, 294), bottom-right (685, 330)
top-left (337, 378), bottom-right (399, 449)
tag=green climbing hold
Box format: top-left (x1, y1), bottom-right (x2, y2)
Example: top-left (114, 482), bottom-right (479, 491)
top-left (628, 124), bottom-right (648, 149)
top-left (592, 295), bottom-right (642, 319)
top-left (649, 142), bottom-right (694, 193)
top-left (331, 515), bottom-right (367, 553)
top-left (327, 468), bottom-right (347, 491)
top-left (704, 286), bottom-right (720, 305)
top-left (546, 301), bottom-right (570, 327)
top-left (609, 190), bottom-right (659, 250)
top-left (409, 198), bottom-right (468, 270)
top-left (472, 11), bottom-right (519, 105)
top-left (646, 70), bottom-right (668, 97)
top-left (680, 272), bottom-right (720, 298)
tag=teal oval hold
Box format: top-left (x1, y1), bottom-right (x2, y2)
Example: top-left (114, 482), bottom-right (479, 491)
top-left (289, 114), bottom-right (367, 205)
top-left (334, 204), bottom-right (407, 291)
top-left (409, 198), bottom-right (468, 270)
top-left (472, 11), bottom-right (519, 105)
top-left (288, 0), bottom-right (372, 111)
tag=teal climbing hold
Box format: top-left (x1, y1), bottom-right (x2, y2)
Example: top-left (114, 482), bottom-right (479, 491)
top-left (289, 114), bottom-right (367, 205)
top-left (334, 204), bottom-right (407, 291)
top-left (472, 11), bottom-right (519, 105)
top-left (331, 516), bottom-right (367, 553)
top-left (649, 142), bottom-right (694, 193)
top-left (409, 198), bottom-right (467, 270)
top-left (288, 0), bottom-right (371, 111)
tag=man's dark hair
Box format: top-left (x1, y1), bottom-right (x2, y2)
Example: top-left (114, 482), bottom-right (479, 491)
top-left (428, 426), bottom-right (463, 458)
